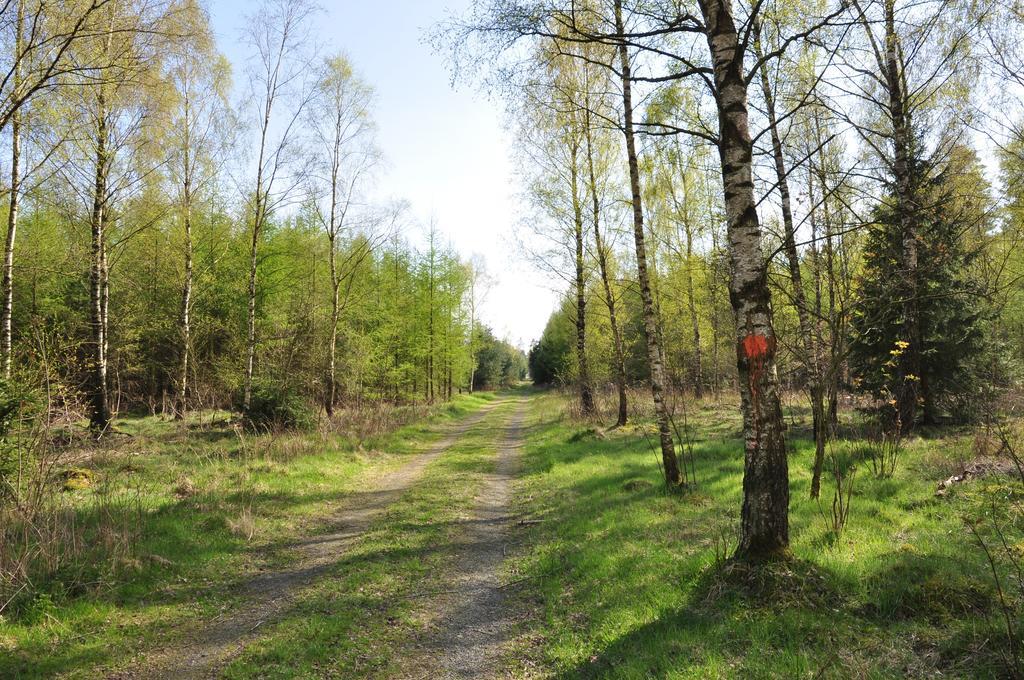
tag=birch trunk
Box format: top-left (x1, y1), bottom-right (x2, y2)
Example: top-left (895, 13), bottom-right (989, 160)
top-left (244, 195), bottom-right (261, 411)
top-left (670, 167), bottom-right (704, 399)
top-left (326, 231), bottom-right (339, 415)
top-left (684, 221), bottom-right (703, 399)
top-left (1, 0), bottom-right (23, 380)
top-left (243, 77), bottom-right (275, 412)
top-left (89, 92), bottom-right (112, 432)
top-left (570, 140), bottom-right (595, 416)
top-left (584, 109), bottom-right (627, 426)
top-left (615, 0), bottom-right (682, 486)
top-left (177, 171), bottom-right (193, 419)
top-left (701, 0), bottom-right (789, 557)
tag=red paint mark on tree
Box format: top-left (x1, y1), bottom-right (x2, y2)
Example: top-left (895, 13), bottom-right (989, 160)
top-left (742, 333), bottom-right (772, 360)
top-left (742, 332), bottom-right (775, 449)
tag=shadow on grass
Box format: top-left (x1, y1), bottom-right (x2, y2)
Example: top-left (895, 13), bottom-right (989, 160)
top-left (510, 398), bottom-right (1010, 679)
top-left (550, 557), bottom-right (847, 679)
top-left (544, 548), bottom-right (1002, 679)
top-left (1, 395), bottom-right (518, 678)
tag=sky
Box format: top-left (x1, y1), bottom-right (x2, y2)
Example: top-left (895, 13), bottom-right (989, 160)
top-left (208, 0), bottom-right (557, 350)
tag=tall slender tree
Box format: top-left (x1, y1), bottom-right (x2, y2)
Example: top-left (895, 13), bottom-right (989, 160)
top-left (613, 0), bottom-right (682, 486)
top-left (165, 0), bottom-right (230, 417)
top-left (306, 53), bottom-right (377, 416)
top-left (240, 0), bottom-right (317, 412)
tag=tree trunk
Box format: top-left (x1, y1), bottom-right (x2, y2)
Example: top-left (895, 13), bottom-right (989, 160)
top-left (709, 215), bottom-right (724, 398)
top-left (753, 22), bottom-right (826, 498)
top-left (615, 0), bottom-right (682, 487)
top-left (244, 198), bottom-right (260, 412)
top-left (468, 292), bottom-right (476, 393)
top-left (570, 141), bottom-right (595, 416)
top-left (668, 159), bottom-right (705, 399)
top-left (327, 233), bottom-right (339, 417)
top-left (177, 173), bottom-right (193, 419)
top-left (1, 0), bottom-right (24, 380)
top-left (2, 107), bottom-right (20, 381)
top-left (584, 107), bottom-right (627, 426)
top-left (883, 0), bottom-right (920, 433)
top-left (244, 89), bottom-right (275, 413)
top-left (428, 240), bottom-right (435, 405)
top-left (821, 167), bottom-right (841, 436)
top-left (701, 0), bottom-right (789, 558)
top-left (89, 96), bottom-right (111, 433)
top-left (683, 220), bottom-right (703, 399)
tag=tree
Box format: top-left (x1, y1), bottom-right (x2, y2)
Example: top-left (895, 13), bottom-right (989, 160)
top-left (695, 0), bottom-right (790, 556)
top-left (475, 325), bottom-right (527, 388)
top-left (577, 48), bottom-right (629, 426)
top-left (56, 0), bottom-right (176, 432)
top-left (1, 0), bottom-right (25, 379)
top-left (512, 46), bottom-right (597, 416)
top-left (838, 0), bottom-right (981, 430)
top-left (850, 145), bottom-right (993, 424)
top-left (305, 52), bottom-right (377, 415)
top-left (164, 0), bottom-right (231, 417)
top-left (612, 0), bottom-right (682, 486)
top-left (239, 0), bottom-right (317, 413)
top-left (751, 16), bottom-right (828, 497)
top-left (466, 254), bottom-right (492, 393)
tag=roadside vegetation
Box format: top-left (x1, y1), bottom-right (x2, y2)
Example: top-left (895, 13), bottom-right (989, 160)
top-left (0, 392), bottom-right (498, 677)
top-left (502, 390), bottom-right (1024, 678)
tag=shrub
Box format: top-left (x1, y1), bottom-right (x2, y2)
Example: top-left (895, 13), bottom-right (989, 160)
top-left (819, 441), bottom-right (858, 540)
top-left (240, 381), bottom-right (315, 432)
top-left (0, 377), bottom-right (41, 502)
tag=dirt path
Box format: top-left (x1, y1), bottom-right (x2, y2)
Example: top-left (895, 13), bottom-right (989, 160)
top-left (403, 397), bottom-right (529, 679)
top-left (117, 399), bottom-right (508, 680)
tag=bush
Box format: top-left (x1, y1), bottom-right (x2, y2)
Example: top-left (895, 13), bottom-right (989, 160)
top-left (240, 381), bottom-right (314, 432)
top-left (0, 377), bottom-right (40, 499)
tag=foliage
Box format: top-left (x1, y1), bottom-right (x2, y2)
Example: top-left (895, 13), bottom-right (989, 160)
top-left (528, 297), bottom-right (574, 385)
top-left (240, 380), bottom-right (315, 432)
top-left (849, 144), bottom-right (994, 425)
top-left (473, 326), bottom-right (527, 389)
top-left (0, 377), bottom-right (39, 496)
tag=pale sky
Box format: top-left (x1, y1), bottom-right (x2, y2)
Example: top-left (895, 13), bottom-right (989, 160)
top-left (210, 0), bottom-right (557, 350)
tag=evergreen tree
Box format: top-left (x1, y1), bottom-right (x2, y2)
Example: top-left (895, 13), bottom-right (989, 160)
top-left (850, 145), bottom-right (992, 426)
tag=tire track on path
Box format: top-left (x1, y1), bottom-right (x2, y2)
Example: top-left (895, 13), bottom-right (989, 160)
top-left (403, 396), bottom-right (529, 679)
top-left (117, 398), bottom-right (510, 680)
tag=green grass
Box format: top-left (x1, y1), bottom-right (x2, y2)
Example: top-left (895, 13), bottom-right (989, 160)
top-left (4, 387), bottom-right (1020, 678)
top-left (502, 391), bottom-right (1018, 679)
top-left (0, 391), bottom-right (498, 678)
top-left (221, 394), bottom-right (524, 678)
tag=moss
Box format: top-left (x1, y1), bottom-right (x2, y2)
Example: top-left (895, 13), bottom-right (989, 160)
top-left (60, 467), bottom-right (96, 491)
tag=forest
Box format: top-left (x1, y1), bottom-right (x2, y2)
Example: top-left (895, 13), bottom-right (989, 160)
top-left (3, 0), bottom-right (1024, 677)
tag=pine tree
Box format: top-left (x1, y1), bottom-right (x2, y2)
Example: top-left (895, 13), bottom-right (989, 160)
top-left (850, 144), bottom-right (991, 427)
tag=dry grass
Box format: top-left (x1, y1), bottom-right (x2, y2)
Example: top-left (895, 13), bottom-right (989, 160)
top-left (228, 506), bottom-right (256, 542)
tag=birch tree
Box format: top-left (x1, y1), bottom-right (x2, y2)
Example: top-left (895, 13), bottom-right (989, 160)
top-left (165, 0), bottom-right (230, 417)
top-left (55, 0), bottom-right (175, 432)
top-left (306, 53), bottom-right (377, 415)
top-left (239, 0), bottom-right (317, 412)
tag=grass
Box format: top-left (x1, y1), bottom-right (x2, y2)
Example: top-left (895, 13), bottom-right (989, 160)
top-left (0, 390), bottom-right (498, 678)
top-left (220, 394), bottom-right (524, 678)
top-left (502, 390), bottom-right (1019, 679)
top-left (3, 387), bottom-right (1021, 678)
